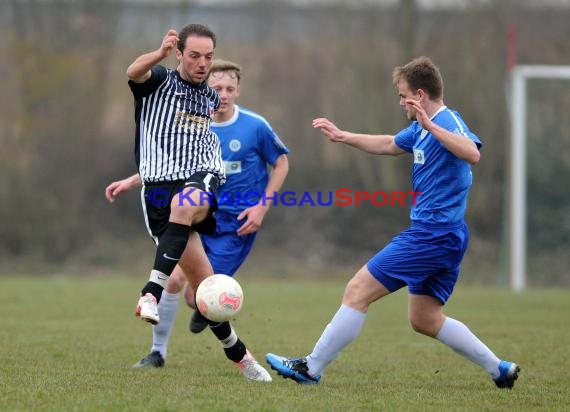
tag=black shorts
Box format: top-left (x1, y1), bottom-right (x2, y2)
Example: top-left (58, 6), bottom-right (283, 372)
top-left (141, 172), bottom-right (220, 243)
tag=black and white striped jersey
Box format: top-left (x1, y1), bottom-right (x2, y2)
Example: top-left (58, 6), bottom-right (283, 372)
top-left (129, 65), bottom-right (225, 184)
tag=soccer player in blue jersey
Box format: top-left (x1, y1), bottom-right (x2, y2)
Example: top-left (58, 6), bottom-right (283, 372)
top-left (266, 56), bottom-right (520, 389)
top-left (107, 59), bottom-right (289, 380)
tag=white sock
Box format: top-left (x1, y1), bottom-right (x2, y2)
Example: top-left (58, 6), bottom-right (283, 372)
top-left (436, 317), bottom-right (501, 378)
top-left (150, 291), bottom-right (180, 358)
top-left (306, 304), bottom-right (366, 377)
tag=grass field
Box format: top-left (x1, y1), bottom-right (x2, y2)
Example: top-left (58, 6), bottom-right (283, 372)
top-left (2, 275), bottom-right (569, 411)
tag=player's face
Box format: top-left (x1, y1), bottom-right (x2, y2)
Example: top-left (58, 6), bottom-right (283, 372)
top-left (176, 35), bottom-right (214, 84)
top-left (208, 71), bottom-right (240, 115)
top-left (397, 79), bottom-right (421, 121)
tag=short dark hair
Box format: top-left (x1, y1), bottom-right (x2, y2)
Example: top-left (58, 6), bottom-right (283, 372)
top-left (177, 24), bottom-right (216, 52)
top-left (392, 56), bottom-right (444, 100)
top-left (207, 59), bottom-right (242, 83)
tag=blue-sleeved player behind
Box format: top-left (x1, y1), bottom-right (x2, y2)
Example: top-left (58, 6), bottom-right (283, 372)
top-left (107, 59), bottom-right (289, 381)
top-left (266, 56), bottom-right (520, 389)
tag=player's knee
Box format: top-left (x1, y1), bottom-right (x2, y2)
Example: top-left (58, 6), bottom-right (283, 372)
top-left (166, 269), bottom-right (186, 293)
top-left (342, 279), bottom-right (370, 312)
top-left (408, 315), bottom-right (439, 337)
top-left (409, 318), bottom-right (428, 335)
top-left (169, 204), bottom-right (198, 225)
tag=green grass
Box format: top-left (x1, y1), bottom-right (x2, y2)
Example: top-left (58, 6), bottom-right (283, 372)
top-left (1, 275), bottom-right (569, 411)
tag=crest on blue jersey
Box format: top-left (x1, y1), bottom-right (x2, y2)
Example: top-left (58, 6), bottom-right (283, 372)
top-left (229, 139), bottom-right (241, 152)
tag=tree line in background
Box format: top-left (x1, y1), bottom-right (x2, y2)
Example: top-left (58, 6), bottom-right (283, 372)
top-left (0, 0), bottom-right (568, 284)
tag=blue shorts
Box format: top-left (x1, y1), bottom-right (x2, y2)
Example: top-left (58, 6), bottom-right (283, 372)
top-left (367, 221), bottom-right (469, 304)
top-left (201, 210), bottom-right (256, 276)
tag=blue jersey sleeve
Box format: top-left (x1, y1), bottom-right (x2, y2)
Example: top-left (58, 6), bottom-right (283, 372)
top-left (128, 65), bottom-right (168, 100)
top-left (468, 131), bottom-right (482, 149)
top-left (394, 124), bottom-right (416, 153)
top-left (258, 123), bottom-right (289, 165)
top-left (444, 109), bottom-right (483, 149)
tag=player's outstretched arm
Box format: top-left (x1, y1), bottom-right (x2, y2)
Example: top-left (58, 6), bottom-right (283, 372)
top-left (312, 117), bottom-right (404, 156)
top-left (126, 29), bottom-right (179, 83)
top-left (105, 173), bottom-right (142, 203)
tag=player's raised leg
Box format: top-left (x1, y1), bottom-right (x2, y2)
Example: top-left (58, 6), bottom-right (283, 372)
top-left (180, 232), bottom-right (272, 382)
top-left (267, 266), bottom-right (390, 383)
top-left (188, 214), bottom-right (258, 334)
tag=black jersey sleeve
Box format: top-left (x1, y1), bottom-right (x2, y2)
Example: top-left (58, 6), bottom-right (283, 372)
top-left (206, 85), bottom-right (221, 112)
top-left (128, 65), bottom-right (168, 99)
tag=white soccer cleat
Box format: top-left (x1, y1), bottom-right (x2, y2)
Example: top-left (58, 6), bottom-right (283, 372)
top-left (236, 350), bottom-right (272, 382)
top-left (135, 293), bottom-right (159, 325)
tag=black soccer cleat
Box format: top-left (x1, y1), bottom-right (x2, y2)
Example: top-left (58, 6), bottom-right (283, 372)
top-left (132, 351), bottom-right (165, 369)
top-left (189, 310), bottom-right (209, 334)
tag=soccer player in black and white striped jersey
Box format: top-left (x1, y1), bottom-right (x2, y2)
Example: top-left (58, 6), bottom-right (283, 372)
top-left (125, 24), bottom-right (269, 378)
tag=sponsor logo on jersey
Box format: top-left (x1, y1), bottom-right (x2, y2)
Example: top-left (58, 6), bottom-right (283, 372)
top-left (413, 148), bottom-right (425, 164)
top-left (224, 161), bottom-right (242, 175)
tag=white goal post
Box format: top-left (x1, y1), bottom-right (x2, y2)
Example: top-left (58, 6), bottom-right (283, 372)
top-left (509, 64), bottom-right (570, 291)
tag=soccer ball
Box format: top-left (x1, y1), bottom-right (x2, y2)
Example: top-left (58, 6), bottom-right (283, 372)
top-left (195, 274), bottom-right (243, 322)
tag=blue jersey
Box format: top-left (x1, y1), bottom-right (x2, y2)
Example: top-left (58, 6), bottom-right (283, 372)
top-left (394, 106), bottom-right (482, 225)
top-left (212, 105), bottom-right (289, 215)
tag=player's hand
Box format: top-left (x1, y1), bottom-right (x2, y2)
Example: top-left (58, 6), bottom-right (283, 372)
top-left (105, 180), bottom-right (132, 203)
top-left (312, 117), bottom-right (345, 142)
top-left (236, 204), bottom-right (267, 236)
top-left (405, 99), bottom-right (432, 131)
top-left (160, 29), bottom-right (179, 57)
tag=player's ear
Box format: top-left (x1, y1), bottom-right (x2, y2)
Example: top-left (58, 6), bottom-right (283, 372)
top-left (175, 48), bottom-right (183, 61)
top-left (417, 88), bottom-right (425, 101)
